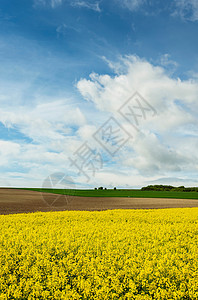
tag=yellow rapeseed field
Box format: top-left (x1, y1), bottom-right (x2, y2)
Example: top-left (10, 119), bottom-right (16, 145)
top-left (0, 208), bottom-right (197, 299)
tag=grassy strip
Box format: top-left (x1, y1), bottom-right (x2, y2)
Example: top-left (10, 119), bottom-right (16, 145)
top-left (23, 188), bottom-right (198, 199)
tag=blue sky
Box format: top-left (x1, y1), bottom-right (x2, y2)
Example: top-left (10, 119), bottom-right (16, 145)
top-left (1, 0), bottom-right (198, 188)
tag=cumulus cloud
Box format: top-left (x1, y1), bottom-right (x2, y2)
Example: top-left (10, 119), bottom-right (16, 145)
top-left (2, 51), bottom-right (198, 188)
top-left (77, 55), bottom-right (198, 180)
top-left (77, 55), bottom-right (198, 115)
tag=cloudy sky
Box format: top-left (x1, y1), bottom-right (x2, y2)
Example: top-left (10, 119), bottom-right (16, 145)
top-left (1, 0), bottom-right (198, 188)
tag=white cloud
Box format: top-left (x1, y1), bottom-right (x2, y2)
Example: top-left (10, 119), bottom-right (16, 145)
top-left (77, 55), bottom-right (198, 180)
top-left (34, 0), bottom-right (101, 11)
top-left (0, 140), bottom-right (21, 166)
top-left (34, 0), bottom-right (63, 8)
top-left (126, 132), bottom-right (191, 173)
top-left (117, 0), bottom-right (145, 11)
top-left (0, 100), bottom-right (86, 143)
top-left (173, 0), bottom-right (198, 21)
top-left (115, 0), bottom-right (198, 22)
top-left (56, 23), bottom-right (81, 38)
top-left (77, 55), bottom-right (198, 115)
top-left (1, 48), bottom-right (198, 187)
top-left (34, 0), bottom-right (198, 21)
top-left (71, 1), bottom-right (101, 12)
top-left (158, 54), bottom-right (178, 74)
top-left (77, 124), bottom-right (97, 140)
top-left (0, 96), bottom-right (88, 187)
top-left (0, 33), bottom-right (97, 188)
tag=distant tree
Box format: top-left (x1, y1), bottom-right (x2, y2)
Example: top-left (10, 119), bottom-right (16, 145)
top-left (98, 187), bottom-right (103, 190)
top-left (114, 187), bottom-right (116, 190)
top-left (141, 185), bottom-right (195, 192)
top-left (104, 188), bottom-right (107, 190)
top-left (142, 185), bottom-right (176, 191)
top-left (178, 186), bottom-right (185, 191)
top-left (94, 188), bottom-right (97, 190)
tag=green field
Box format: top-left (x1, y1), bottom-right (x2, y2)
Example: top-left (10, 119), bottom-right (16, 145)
top-left (25, 188), bottom-right (198, 199)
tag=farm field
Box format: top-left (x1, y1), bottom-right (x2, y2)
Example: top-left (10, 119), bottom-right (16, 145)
top-left (1, 189), bottom-right (198, 214)
top-left (25, 188), bottom-right (198, 200)
top-left (0, 208), bottom-right (197, 299)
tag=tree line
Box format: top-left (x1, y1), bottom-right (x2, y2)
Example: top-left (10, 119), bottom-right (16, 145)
top-left (141, 185), bottom-right (198, 192)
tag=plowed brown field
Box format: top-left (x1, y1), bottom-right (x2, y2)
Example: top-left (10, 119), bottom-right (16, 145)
top-left (0, 188), bottom-right (198, 214)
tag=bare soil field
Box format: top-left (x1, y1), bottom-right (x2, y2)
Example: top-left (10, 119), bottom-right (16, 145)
top-left (0, 188), bottom-right (198, 214)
